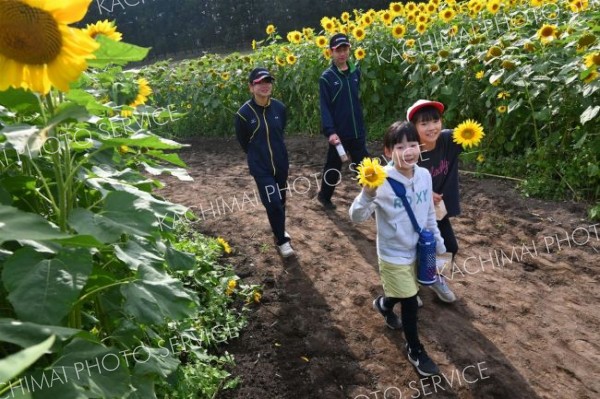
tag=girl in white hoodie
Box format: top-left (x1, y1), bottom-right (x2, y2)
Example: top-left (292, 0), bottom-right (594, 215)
top-left (349, 121), bottom-right (446, 377)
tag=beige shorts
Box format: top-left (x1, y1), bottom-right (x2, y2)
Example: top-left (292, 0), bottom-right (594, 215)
top-left (378, 258), bottom-right (419, 298)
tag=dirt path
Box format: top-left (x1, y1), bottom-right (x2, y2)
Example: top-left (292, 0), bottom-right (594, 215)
top-left (158, 137), bottom-right (599, 399)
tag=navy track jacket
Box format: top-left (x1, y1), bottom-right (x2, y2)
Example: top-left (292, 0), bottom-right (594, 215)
top-left (235, 97), bottom-right (289, 177)
top-left (319, 61), bottom-right (366, 140)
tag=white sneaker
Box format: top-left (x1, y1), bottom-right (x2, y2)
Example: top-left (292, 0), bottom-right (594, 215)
top-left (417, 295), bottom-right (423, 307)
top-left (278, 242), bottom-right (294, 258)
top-left (429, 275), bottom-right (456, 303)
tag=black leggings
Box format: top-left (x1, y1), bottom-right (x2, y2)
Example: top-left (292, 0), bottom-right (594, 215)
top-left (384, 295), bottom-right (420, 351)
top-left (437, 216), bottom-right (458, 257)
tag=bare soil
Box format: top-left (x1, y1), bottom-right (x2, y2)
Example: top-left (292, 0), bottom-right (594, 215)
top-left (158, 137), bottom-right (599, 399)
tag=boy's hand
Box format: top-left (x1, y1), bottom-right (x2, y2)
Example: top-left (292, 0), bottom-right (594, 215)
top-left (433, 192), bottom-right (443, 205)
top-left (328, 134), bottom-right (340, 145)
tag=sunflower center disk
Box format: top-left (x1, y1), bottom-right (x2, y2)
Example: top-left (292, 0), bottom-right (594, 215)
top-left (0, 1), bottom-right (62, 64)
top-left (462, 129), bottom-right (475, 139)
top-left (365, 167), bottom-right (378, 182)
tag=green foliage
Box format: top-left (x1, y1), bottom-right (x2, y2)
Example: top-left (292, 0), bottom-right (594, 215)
top-left (0, 30), bottom-right (250, 399)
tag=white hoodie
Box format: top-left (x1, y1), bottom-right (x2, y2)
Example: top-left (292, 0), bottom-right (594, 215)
top-left (349, 164), bottom-right (446, 264)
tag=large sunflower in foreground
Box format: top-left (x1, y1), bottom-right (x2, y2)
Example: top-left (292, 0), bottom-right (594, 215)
top-left (85, 19), bottom-right (122, 41)
top-left (357, 158), bottom-right (387, 189)
top-left (453, 120), bottom-right (485, 148)
top-left (0, 0), bottom-right (99, 94)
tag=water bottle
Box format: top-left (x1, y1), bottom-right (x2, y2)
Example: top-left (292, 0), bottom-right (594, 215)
top-left (416, 229), bottom-right (438, 285)
top-left (335, 143), bottom-right (349, 162)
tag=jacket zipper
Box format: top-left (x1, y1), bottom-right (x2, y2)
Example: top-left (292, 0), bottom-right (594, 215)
top-left (263, 108), bottom-right (276, 175)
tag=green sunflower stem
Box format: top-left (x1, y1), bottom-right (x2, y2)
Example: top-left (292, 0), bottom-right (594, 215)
top-left (523, 81), bottom-right (540, 151)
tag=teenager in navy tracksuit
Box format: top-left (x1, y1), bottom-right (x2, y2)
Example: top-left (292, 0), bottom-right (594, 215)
top-left (235, 68), bottom-right (294, 257)
top-left (317, 33), bottom-right (370, 210)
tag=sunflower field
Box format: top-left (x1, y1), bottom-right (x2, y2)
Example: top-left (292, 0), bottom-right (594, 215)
top-left (145, 0), bottom-right (599, 209)
top-left (0, 1), bottom-right (259, 398)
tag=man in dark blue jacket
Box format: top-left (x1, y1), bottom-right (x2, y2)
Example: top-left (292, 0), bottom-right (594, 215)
top-left (317, 33), bottom-right (369, 210)
top-left (235, 67), bottom-right (294, 257)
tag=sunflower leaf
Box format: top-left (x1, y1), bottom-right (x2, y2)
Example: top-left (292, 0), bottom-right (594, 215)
top-left (89, 36), bottom-right (150, 68)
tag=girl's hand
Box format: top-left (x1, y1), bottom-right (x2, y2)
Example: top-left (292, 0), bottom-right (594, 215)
top-left (433, 192), bottom-right (443, 205)
top-left (363, 186), bottom-right (377, 198)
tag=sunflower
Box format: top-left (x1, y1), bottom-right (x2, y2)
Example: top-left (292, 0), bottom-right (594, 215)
top-left (217, 237), bottom-right (232, 254)
top-left (429, 63), bottom-right (440, 73)
top-left (477, 154), bottom-right (485, 163)
top-left (569, 0), bottom-right (588, 12)
top-left (341, 11), bottom-right (350, 22)
top-left (501, 60), bottom-right (516, 70)
top-left (448, 25), bottom-right (459, 37)
top-left (266, 24), bottom-right (276, 35)
top-left (497, 105), bottom-right (507, 113)
top-left (287, 30), bottom-right (302, 44)
top-left (584, 52), bottom-right (600, 68)
top-left (275, 55), bottom-right (285, 66)
top-left (121, 77), bottom-right (152, 117)
top-left (251, 39), bottom-right (257, 50)
top-left (380, 11), bottom-right (393, 25)
top-left (118, 145), bottom-right (129, 155)
top-left (362, 14), bottom-right (373, 26)
top-left (221, 72), bottom-right (230, 81)
top-left (537, 24), bottom-right (558, 44)
top-left (0, 0), bottom-right (99, 94)
top-left (286, 54), bottom-right (297, 65)
top-left (438, 49), bottom-right (450, 58)
top-left (392, 24), bottom-right (406, 39)
top-left (426, 3), bottom-right (437, 13)
top-left (439, 8), bottom-right (456, 22)
top-left (475, 71), bottom-right (485, 79)
top-left (321, 17), bottom-right (335, 33)
top-left (227, 279), bottom-right (237, 290)
top-left (322, 48), bottom-right (331, 60)
top-left (530, 0), bottom-right (543, 6)
top-left (497, 91), bottom-right (510, 99)
top-left (253, 291), bottom-right (262, 303)
top-left (453, 120), bottom-right (485, 148)
top-left (406, 2), bottom-right (418, 12)
top-left (416, 23), bottom-right (428, 35)
top-left (354, 47), bottom-right (366, 60)
top-left (352, 27), bottom-right (366, 41)
top-left (487, 45), bottom-right (503, 57)
top-left (303, 27), bottom-right (314, 40)
top-left (315, 35), bottom-right (328, 48)
top-left (577, 34), bottom-right (596, 50)
top-left (390, 2), bottom-right (404, 16)
top-left (357, 158), bottom-right (387, 189)
top-left (583, 70), bottom-right (598, 83)
top-left (487, 0), bottom-right (501, 14)
top-left (406, 39), bottom-right (416, 48)
top-left (84, 19), bottom-right (122, 41)
top-left (523, 41), bottom-right (535, 52)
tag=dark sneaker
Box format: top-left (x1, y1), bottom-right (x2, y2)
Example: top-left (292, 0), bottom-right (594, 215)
top-left (317, 194), bottom-right (337, 210)
top-left (406, 344), bottom-right (440, 377)
top-left (372, 296), bottom-right (402, 329)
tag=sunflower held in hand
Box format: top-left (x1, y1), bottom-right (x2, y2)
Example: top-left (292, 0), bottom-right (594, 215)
top-left (357, 158), bottom-right (387, 189)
